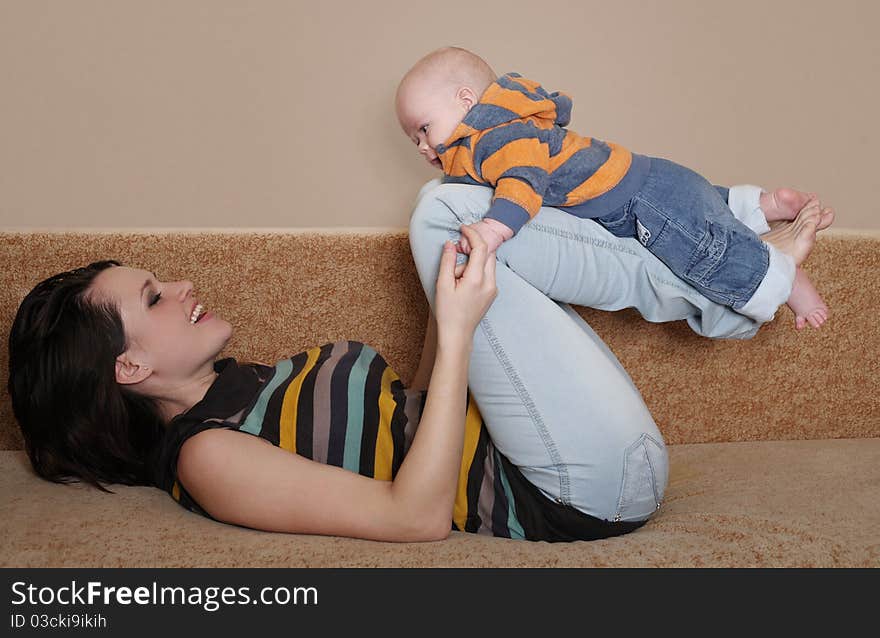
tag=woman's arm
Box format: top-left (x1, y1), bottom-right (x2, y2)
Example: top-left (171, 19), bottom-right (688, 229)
top-left (410, 251), bottom-right (475, 392)
top-left (177, 228), bottom-right (496, 542)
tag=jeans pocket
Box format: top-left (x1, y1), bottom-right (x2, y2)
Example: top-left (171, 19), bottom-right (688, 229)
top-left (629, 197), bottom-right (669, 250)
top-left (597, 199), bottom-right (635, 235)
top-left (614, 433), bottom-right (668, 522)
top-left (685, 221), bottom-right (729, 286)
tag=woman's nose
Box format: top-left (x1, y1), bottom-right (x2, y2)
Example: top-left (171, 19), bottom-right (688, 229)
top-left (176, 280), bottom-right (194, 301)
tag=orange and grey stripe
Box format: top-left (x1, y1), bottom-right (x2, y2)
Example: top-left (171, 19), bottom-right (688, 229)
top-left (438, 73), bottom-right (635, 233)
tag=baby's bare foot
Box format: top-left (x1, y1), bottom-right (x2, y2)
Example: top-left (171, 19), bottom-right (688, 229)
top-left (760, 188), bottom-right (812, 223)
top-left (762, 199), bottom-right (822, 266)
top-left (763, 189), bottom-right (835, 231)
top-left (787, 267), bottom-right (829, 330)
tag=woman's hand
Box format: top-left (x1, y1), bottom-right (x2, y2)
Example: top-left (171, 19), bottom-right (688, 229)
top-left (433, 224), bottom-right (498, 345)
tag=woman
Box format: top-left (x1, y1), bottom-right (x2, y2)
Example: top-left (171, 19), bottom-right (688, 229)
top-left (7, 184), bottom-right (762, 542)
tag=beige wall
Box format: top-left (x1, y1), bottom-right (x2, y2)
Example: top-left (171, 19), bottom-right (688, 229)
top-left (1, 0), bottom-right (877, 230)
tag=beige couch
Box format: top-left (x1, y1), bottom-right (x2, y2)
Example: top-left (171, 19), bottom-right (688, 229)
top-left (1, 230), bottom-right (877, 567)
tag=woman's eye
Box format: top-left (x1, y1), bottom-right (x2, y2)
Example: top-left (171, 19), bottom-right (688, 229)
top-left (149, 292), bottom-right (162, 307)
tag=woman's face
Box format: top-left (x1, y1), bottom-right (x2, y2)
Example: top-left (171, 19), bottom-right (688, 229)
top-left (89, 266), bottom-right (232, 386)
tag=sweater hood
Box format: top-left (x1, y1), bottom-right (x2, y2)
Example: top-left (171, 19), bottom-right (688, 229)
top-left (440, 73), bottom-right (572, 149)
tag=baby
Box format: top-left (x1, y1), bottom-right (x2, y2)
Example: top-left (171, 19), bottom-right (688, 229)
top-left (395, 47), bottom-right (834, 330)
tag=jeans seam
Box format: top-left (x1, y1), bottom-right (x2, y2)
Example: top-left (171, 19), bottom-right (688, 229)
top-left (526, 221), bottom-right (708, 300)
top-left (614, 435), bottom-right (641, 520)
top-left (685, 229), bottom-right (724, 290)
top-left (479, 315), bottom-right (570, 503)
top-left (642, 434), bottom-right (663, 507)
top-left (525, 222), bottom-right (642, 258)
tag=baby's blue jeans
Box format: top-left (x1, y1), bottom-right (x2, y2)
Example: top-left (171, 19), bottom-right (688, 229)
top-left (408, 182), bottom-right (758, 523)
top-left (589, 157), bottom-right (767, 310)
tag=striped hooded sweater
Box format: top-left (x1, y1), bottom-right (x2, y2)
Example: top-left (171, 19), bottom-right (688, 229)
top-left (152, 341), bottom-right (644, 542)
top-left (437, 73), bottom-right (651, 234)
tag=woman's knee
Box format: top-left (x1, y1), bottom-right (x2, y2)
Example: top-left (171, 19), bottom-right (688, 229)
top-left (409, 184), bottom-right (488, 293)
top-left (410, 187), bottom-right (455, 263)
top-left (611, 431), bottom-right (668, 523)
top-left (566, 430), bottom-right (669, 523)
top-left (409, 185), bottom-right (487, 247)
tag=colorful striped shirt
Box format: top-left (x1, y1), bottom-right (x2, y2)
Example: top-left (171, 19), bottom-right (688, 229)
top-left (437, 73), bottom-right (651, 234)
top-left (153, 340), bottom-right (527, 538)
top-left (152, 340), bottom-right (645, 542)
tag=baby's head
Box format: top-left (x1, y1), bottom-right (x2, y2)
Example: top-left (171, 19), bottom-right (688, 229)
top-left (396, 47), bottom-right (496, 168)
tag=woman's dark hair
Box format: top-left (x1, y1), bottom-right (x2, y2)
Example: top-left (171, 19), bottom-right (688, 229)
top-left (7, 260), bottom-right (166, 492)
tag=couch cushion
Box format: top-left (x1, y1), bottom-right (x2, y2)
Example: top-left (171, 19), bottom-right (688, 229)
top-left (2, 231), bottom-right (879, 449)
top-left (2, 438), bottom-right (877, 568)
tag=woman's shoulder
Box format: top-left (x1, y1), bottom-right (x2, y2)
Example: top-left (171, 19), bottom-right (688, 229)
top-left (171, 427), bottom-right (303, 527)
top-left (177, 427), bottom-right (274, 481)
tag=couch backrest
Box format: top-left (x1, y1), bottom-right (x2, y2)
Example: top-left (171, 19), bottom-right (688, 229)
top-left (2, 231), bottom-right (877, 450)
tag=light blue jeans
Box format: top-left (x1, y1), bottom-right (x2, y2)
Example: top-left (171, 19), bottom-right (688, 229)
top-left (408, 182), bottom-right (758, 523)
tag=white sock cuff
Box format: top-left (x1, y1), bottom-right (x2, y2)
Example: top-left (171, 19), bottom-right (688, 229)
top-left (728, 184), bottom-right (770, 235)
top-left (736, 242), bottom-right (795, 324)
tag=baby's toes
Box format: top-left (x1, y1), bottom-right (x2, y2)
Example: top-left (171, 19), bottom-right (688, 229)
top-left (796, 315), bottom-right (807, 330)
top-left (807, 312), bottom-right (824, 329)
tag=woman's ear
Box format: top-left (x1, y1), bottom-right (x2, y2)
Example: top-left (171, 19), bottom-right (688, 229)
top-left (115, 353), bottom-right (152, 386)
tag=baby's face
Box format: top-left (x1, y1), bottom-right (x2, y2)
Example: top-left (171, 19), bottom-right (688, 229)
top-left (397, 83), bottom-right (468, 169)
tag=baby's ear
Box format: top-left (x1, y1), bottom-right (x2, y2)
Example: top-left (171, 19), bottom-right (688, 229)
top-left (458, 86), bottom-right (478, 110)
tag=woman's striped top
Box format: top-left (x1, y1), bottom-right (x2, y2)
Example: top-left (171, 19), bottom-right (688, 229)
top-left (152, 340), bottom-right (527, 538)
top-left (153, 340), bottom-right (645, 541)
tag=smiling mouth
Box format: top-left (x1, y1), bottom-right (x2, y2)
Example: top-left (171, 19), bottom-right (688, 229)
top-left (190, 303), bottom-right (206, 324)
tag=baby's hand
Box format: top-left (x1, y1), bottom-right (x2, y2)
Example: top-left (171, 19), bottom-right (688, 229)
top-left (457, 219), bottom-right (513, 255)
